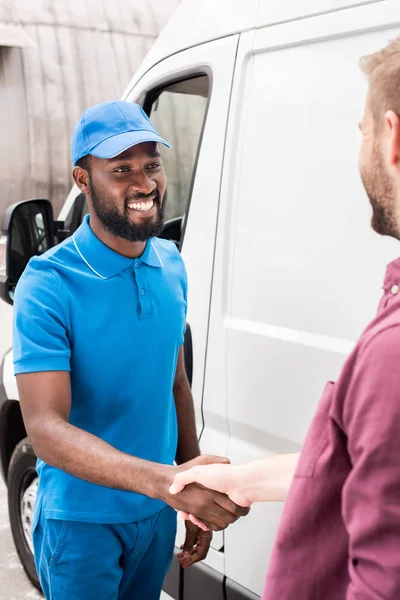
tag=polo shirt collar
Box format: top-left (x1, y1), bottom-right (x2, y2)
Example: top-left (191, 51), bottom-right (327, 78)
top-left (73, 215), bottom-right (163, 280)
top-left (140, 236), bottom-right (165, 268)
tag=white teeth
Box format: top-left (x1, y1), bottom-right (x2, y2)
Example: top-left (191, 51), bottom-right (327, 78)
top-left (128, 200), bottom-right (154, 211)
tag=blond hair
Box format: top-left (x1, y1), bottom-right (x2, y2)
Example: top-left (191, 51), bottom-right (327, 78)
top-left (360, 38), bottom-right (400, 128)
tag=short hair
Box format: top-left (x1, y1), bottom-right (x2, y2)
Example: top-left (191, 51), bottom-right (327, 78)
top-left (76, 154), bottom-right (92, 172)
top-left (360, 37), bottom-right (400, 129)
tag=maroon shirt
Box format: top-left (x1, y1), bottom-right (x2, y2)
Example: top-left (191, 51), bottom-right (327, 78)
top-left (263, 259), bottom-right (400, 600)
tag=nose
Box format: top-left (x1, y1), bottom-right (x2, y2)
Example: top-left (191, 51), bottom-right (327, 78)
top-left (130, 170), bottom-right (156, 196)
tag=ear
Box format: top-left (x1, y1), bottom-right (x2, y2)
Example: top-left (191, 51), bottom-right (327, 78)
top-left (73, 167), bottom-right (90, 194)
top-left (385, 110), bottom-right (400, 168)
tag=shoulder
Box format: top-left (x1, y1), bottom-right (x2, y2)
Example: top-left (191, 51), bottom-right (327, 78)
top-left (16, 238), bottom-right (74, 291)
top-left (151, 238), bottom-right (188, 299)
top-left (359, 323), bottom-right (400, 366)
top-left (152, 238), bottom-right (186, 271)
top-left (16, 257), bottom-right (59, 296)
top-left (338, 321), bottom-right (400, 397)
top-left (14, 240), bottom-right (74, 311)
top-left (342, 324), bottom-right (400, 402)
top-left (151, 237), bottom-right (181, 257)
top-left (341, 323), bottom-right (400, 439)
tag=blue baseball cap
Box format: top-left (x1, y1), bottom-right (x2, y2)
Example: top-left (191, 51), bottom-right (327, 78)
top-left (71, 100), bottom-right (171, 166)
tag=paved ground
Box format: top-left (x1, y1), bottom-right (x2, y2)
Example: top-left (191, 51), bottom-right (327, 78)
top-left (0, 479), bottom-right (42, 599)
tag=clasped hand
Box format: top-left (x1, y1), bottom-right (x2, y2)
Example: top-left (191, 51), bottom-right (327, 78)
top-left (166, 456), bottom-right (251, 567)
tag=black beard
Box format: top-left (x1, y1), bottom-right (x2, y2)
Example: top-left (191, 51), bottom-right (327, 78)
top-left (89, 176), bottom-right (166, 242)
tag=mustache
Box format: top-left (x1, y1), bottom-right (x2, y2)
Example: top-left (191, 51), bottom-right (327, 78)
top-left (126, 189), bottom-right (159, 203)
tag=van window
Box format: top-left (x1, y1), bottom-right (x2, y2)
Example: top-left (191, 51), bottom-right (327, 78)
top-left (146, 75), bottom-right (209, 226)
top-left (79, 75), bottom-right (210, 247)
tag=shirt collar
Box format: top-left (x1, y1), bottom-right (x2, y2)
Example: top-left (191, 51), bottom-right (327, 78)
top-left (72, 215), bottom-right (163, 280)
top-left (382, 257), bottom-right (400, 292)
top-left (140, 237), bottom-right (165, 268)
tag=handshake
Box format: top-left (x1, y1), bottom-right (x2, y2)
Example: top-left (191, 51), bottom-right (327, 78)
top-left (151, 455), bottom-right (251, 569)
top-left (157, 455), bottom-right (251, 532)
top-left (154, 452), bottom-right (294, 568)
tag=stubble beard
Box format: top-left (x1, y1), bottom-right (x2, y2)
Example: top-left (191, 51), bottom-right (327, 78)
top-left (361, 143), bottom-right (400, 240)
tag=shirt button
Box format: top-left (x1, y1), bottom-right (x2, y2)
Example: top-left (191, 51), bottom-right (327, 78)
top-left (392, 284), bottom-right (399, 295)
top-left (141, 289), bottom-right (145, 296)
top-left (134, 262), bottom-right (139, 268)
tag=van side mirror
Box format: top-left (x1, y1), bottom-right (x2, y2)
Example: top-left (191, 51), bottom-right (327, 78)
top-left (0, 199), bottom-right (54, 305)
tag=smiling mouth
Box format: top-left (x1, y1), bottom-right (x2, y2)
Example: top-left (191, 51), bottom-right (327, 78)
top-left (127, 198), bottom-right (156, 213)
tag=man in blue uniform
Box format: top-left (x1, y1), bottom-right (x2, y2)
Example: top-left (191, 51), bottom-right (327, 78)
top-left (13, 101), bottom-right (248, 600)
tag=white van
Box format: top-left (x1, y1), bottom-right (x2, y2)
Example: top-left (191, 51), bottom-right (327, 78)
top-left (1, 0), bottom-right (399, 597)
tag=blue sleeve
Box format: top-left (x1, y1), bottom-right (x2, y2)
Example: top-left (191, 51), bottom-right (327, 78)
top-left (13, 258), bottom-right (71, 375)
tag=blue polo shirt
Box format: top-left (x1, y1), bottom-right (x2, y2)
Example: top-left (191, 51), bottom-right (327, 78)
top-left (13, 214), bottom-right (187, 523)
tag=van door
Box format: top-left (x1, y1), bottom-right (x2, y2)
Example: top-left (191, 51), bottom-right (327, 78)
top-left (211, 1), bottom-right (399, 596)
top-left (125, 35), bottom-right (240, 583)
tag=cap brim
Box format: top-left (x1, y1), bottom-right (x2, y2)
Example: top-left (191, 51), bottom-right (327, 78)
top-left (89, 130), bottom-right (171, 159)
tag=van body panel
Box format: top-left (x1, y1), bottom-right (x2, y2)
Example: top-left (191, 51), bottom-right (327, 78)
top-left (123, 0), bottom-right (390, 102)
top-left (3, 351), bottom-right (17, 402)
top-left (122, 0), bottom-right (259, 98)
top-left (256, 0), bottom-right (387, 28)
top-left (205, 5), bottom-right (400, 595)
top-left (255, 0), bottom-right (398, 53)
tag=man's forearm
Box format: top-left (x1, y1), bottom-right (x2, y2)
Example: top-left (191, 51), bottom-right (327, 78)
top-left (170, 452), bottom-right (300, 506)
top-left (234, 453), bottom-right (300, 504)
top-left (31, 415), bottom-right (170, 499)
top-left (174, 380), bottom-right (200, 464)
top-left (29, 415), bottom-right (249, 531)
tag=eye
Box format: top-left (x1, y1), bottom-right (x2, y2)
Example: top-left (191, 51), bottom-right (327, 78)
top-left (113, 166), bottom-right (130, 173)
top-left (146, 163), bottom-right (161, 170)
